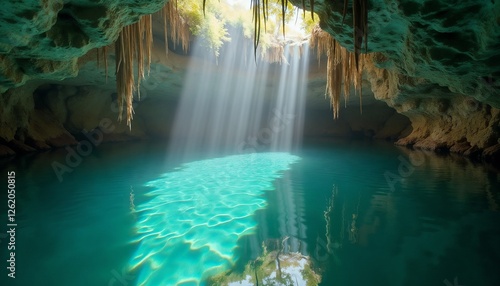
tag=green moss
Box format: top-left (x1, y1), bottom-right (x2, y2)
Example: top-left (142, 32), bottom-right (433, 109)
top-left (177, 0), bottom-right (317, 58)
top-left (301, 263), bottom-right (322, 286)
top-left (206, 242), bottom-right (321, 286)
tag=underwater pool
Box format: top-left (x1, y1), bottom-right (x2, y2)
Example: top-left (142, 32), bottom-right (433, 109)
top-left (0, 140), bottom-right (499, 286)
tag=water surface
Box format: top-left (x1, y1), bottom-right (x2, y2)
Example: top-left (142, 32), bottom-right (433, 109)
top-left (0, 140), bottom-right (498, 286)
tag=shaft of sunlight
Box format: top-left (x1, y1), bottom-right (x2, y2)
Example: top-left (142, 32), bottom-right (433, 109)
top-left (168, 29), bottom-right (310, 163)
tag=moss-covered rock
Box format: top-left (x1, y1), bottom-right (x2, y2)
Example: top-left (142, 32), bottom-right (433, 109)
top-left (292, 0), bottom-right (500, 159)
top-left (207, 241), bottom-right (321, 286)
top-left (0, 0), bottom-right (168, 91)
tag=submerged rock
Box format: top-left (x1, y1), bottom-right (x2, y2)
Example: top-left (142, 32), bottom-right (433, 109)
top-left (207, 250), bottom-right (321, 286)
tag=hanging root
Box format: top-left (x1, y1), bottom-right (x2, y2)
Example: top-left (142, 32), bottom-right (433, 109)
top-left (310, 25), bottom-right (365, 118)
top-left (114, 1), bottom-right (190, 128)
top-left (162, 1), bottom-right (190, 55)
top-left (110, 0), bottom-right (368, 126)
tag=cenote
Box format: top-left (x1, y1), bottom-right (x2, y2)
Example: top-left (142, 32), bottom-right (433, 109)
top-left (1, 0), bottom-right (500, 286)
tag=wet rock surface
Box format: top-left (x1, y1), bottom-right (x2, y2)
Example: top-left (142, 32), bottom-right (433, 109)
top-left (293, 0), bottom-right (500, 162)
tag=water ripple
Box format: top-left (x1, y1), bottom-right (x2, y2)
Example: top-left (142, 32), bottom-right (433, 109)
top-left (129, 152), bottom-right (300, 286)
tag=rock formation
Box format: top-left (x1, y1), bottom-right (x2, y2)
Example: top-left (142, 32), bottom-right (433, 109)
top-left (1, 0), bottom-right (499, 164)
top-left (292, 0), bottom-right (499, 163)
top-left (0, 0), bottom-right (167, 91)
top-left (0, 0), bottom-right (171, 155)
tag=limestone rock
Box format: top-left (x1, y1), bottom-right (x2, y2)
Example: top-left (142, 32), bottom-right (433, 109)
top-left (27, 109), bottom-right (77, 146)
top-left (293, 0), bottom-right (500, 160)
top-left (7, 139), bottom-right (37, 153)
top-left (0, 83), bottom-right (37, 142)
top-left (375, 111), bottom-right (412, 140)
top-left (0, 0), bottom-right (168, 91)
top-left (483, 144), bottom-right (500, 164)
top-left (0, 144), bottom-right (15, 156)
top-left (296, 0), bottom-right (500, 107)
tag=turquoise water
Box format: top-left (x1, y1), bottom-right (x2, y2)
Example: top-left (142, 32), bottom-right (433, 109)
top-left (0, 140), bottom-right (499, 286)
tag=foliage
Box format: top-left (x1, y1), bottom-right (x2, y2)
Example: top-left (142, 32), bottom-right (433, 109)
top-left (301, 11), bottom-right (320, 34)
top-left (177, 0), bottom-right (227, 56)
top-left (176, 0), bottom-right (315, 58)
top-left (195, 13), bottom-right (230, 57)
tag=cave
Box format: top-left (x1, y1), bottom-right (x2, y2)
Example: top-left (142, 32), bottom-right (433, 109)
top-left (0, 0), bottom-right (499, 285)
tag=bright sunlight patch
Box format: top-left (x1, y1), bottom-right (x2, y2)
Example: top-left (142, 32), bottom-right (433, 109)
top-left (129, 152), bottom-right (300, 285)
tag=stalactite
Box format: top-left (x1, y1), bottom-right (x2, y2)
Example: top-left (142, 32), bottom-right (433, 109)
top-left (135, 19), bottom-right (144, 100)
top-left (113, 1), bottom-right (191, 128)
top-left (144, 14), bottom-right (153, 71)
top-left (162, 1), bottom-right (190, 55)
top-left (310, 25), bottom-right (365, 119)
top-left (163, 7), bottom-right (168, 56)
top-left (353, 0), bottom-right (369, 69)
top-left (341, 48), bottom-right (351, 107)
top-left (115, 24), bottom-right (136, 128)
top-left (95, 46), bottom-right (109, 82)
top-left (102, 46), bottom-right (108, 82)
top-left (96, 48), bottom-right (100, 68)
top-left (260, 43), bottom-right (284, 64)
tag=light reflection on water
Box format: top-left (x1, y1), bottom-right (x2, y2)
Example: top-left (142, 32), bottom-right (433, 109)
top-left (129, 152), bottom-right (300, 285)
top-left (0, 141), bottom-right (498, 286)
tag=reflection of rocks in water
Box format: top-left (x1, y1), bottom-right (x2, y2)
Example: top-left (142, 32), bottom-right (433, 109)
top-left (358, 216), bottom-right (380, 246)
top-left (395, 148), bottom-right (500, 212)
top-left (207, 242), bottom-right (321, 286)
top-left (349, 214), bottom-right (358, 244)
top-left (324, 185), bottom-right (364, 249)
top-left (129, 186), bottom-right (135, 212)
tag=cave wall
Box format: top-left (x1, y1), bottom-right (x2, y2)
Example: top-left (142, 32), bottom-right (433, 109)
top-left (0, 0), bottom-right (168, 92)
top-left (1, 0), bottom-right (499, 163)
top-left (365, 57), bottom-right (500, 158)
top-left (291, 0), bottom-right (500, 163)
top-left (0, 43), bottom-right (187, 156)
top-left (0, 0), bottom-right (182, 156)
top-left (304, 65), bottom-right (411, 140)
